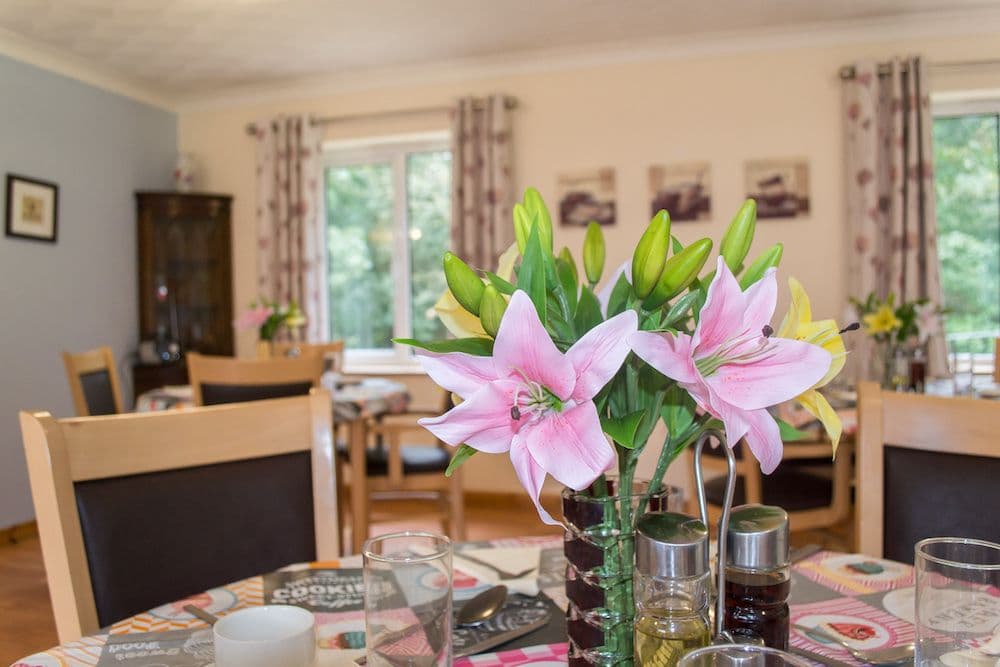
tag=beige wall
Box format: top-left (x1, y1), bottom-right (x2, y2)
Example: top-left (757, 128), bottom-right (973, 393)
top-left (179, 31), bottom-right (1000, 497)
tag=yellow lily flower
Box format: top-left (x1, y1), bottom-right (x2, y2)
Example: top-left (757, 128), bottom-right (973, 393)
top-left (433, 243), bottom-right (519, 339)
top-left (863, 304), bottom-right (901, 335)
top-left (777, 277), bottom-right (846, 454)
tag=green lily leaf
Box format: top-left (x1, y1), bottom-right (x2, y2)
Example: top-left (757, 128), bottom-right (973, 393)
top-left (661, 386), bottom-right (697, 441)
top-left (519, 223), bottom-right (547, 324)
top-left (445, 444), bottom-right (478, 476)
top-left (574, 285), bottom-right (603, 335)
top-left (601, 410), bottom-right (646, 449)
top-left (671, 235), bottom-right (685, 254)
top-left (394, 337), bottom-right (494, 356)
top-left (777, 419), bottom-right (812, 442)
top-left (555, 256), bottom-right (579, 315)
top-left (607, 272), bottom-right (632, 317)
top-left (484, 271), bottom-right (515, 295)
top-left (662, 291), bottom-right (701, 328)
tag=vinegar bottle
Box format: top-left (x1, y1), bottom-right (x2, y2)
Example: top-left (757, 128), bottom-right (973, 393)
top-left (722, 504), bottom-right (791, 650)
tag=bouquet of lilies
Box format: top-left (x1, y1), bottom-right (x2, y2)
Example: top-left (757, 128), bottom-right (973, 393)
top-left (401, 188), bottom-right (848, 526)
top-left (235, 299), bottom-right (307, 342)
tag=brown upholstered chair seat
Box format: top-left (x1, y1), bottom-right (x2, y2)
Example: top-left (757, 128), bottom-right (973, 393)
top-left (705, 462), bottom-right (834, 512)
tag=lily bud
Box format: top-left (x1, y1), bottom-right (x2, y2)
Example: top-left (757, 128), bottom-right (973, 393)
top-left (720, 199), bottom-right (757, 273)
top-left (583, 222), bottom-right (605, 285)
top-left (631, 210), bottom-right (671, 299)
top-left (644, 238), bottom-right (713, 308)
top-left (513, 203), bottom-right (532, 255)
top-left (443, 252), bottom-right (484, 315)
top-left (739, 243), bottom-right (784, 290)
top-left (523, 187), bottom-right (554, 252)
top-left (478, 285), bottom-right (507, 337)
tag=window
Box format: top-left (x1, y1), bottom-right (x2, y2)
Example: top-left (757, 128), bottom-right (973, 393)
top-left (322, 134), bottom-right (451, 367)
top-left (932, 111), bottom-right (1000, 358)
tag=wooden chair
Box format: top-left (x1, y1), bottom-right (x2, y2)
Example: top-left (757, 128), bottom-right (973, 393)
top-left (259, 340), bottom-right (346, 373)
top-left (20, 392), bottom-right (338, 643)
top-left (187, 352), bottom-right (324, 406)
top-left (341, 389), bottom-right (466, 551)
top-left (856, 381), bottom-right (1000, 562)
top-left (699, 434), bottom-right (852, 534)
top-left (993, 337), bottom-right (1000, 383)
top-left (62, 346), bottom-right (125, 416)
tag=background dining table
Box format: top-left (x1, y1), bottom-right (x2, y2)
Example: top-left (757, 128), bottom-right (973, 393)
top-left (135, 377), bottom-right (412, 555)
top-left (13, 535), bottom-right (932, 667)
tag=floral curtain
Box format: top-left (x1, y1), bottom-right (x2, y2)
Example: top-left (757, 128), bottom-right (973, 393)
top-left (451, 95), bottom-right (515, 270)
top-left (842, 57), bottom-right (948, 377)
top-left (253, 115), bottom-right (326, 342)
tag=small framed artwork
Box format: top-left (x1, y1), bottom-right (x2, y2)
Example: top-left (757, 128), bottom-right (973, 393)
top-left (744, 159), bottom-right (810, 220)
top-left (556, 167), bottom-right (616, 226)
top-left (5, 173), bottom-right (59, 243)
top-left (649, 162), bottom-right (711, 221)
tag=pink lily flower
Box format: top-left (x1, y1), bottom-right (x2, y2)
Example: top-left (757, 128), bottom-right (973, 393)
top-left (417, 290), bottom-right (638, 524)
top-left (629, 257), bottom-right (831, 473)
top-left (235, 304), bottom-right (273, 331)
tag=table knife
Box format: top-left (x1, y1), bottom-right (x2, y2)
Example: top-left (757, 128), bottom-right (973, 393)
top-left (454, 614), bottom-right (551, 658)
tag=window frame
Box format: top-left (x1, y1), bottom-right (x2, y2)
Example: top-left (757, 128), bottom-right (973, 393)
top-left (931, 98), bottom-right (1000, 369)
top-left (319, 131), bottom-right (451, 373)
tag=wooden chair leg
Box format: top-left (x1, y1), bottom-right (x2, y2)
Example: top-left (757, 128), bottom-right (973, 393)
top-left (448, 468), bottom-right (466, 541)
top-left (335, 458), bottom-right (348, 557)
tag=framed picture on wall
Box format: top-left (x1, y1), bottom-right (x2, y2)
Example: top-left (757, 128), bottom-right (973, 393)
top-left (649, 162), bottom-right (712, 221)
top-left (744, 159), bottom-right (810, 219)
top-left (556, 167), bottom-right (616, 226)
top-left (5, 173), bottom-right (59, 243)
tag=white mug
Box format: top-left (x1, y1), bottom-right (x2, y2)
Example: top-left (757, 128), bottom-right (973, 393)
top-left (214, 605), bottom-right (316, 667)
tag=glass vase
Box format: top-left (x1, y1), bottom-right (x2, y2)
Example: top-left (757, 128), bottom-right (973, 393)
top-left (562, 479), bottom-right (682, 666)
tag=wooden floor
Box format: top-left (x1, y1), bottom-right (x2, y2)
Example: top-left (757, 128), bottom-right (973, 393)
top-left (0, 499), bottom-right (850, 664)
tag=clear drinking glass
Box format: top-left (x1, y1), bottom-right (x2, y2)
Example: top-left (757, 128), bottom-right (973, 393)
top-left (914, 537), bottom-right (1000, 666)
top-left (363, 531), bottom-right (452, 666)
top-left (678, 644), bottom-right (811, 666)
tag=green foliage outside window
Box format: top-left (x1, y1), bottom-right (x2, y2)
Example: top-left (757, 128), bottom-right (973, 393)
top-left (933, 114), bottom-right (1000, 354)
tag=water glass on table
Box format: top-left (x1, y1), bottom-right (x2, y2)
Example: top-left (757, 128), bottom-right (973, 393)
top-left (915, 537), bottom-right (1000, 666)
top-left (363, 531), bottom-right (453, 666)
top-left (678, 644), bottom-right (812, 666)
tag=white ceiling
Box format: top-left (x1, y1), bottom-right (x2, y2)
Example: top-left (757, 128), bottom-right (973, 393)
top-left (0, 0), bottom-right (999, 102)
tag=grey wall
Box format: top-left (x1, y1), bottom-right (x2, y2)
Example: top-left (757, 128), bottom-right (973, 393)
top-left (0, 55), bottom-right (177, 527)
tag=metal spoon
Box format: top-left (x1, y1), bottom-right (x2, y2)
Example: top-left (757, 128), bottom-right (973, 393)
top-left (456, 585), bottom-right (508, 627)
top-left (795, 624), bottom-right (914, 665)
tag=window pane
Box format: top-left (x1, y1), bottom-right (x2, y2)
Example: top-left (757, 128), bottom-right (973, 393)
top-left (407, 151), bottom-right (452, 342)
top-left (325, 163), bottom-right (395, 349)
top-left (933, 114), bottom-right (1000, 354)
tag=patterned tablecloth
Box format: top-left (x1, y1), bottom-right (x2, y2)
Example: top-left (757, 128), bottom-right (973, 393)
top-left (135, 377), bottom-right (411, 422)
top-left (13, 538), bottom-right (944, 667)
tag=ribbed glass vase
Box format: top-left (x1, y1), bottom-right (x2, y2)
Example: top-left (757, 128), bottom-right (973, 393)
top-left (562, 480), bottom-right (683, 666)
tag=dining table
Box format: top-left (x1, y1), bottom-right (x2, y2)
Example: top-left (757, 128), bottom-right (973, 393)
top-left (135, 377), bottom-right (412, 554)
top-left (13, 535), bottom-right (933, 667)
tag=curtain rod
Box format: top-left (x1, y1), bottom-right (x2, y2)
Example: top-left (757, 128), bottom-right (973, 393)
top-left (245, 96), bottom-right (518, 136)
top-left (839, 58), bottom-right (1000, 80)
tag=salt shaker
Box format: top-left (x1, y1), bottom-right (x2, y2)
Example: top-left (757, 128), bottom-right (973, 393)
top-left (634, 512), bottom-right (712, 666)
top-left (722, 504), bottom-right (791, 650)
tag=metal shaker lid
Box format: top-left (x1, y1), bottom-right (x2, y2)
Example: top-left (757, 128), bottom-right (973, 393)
top-left (726, 504), bottom-right (789, 570)
top-left (636, 511), bottom-right (709, 578)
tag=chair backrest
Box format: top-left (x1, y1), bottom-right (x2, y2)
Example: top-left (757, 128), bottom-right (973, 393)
top-left (20, 392), bottom-right (339, 642)
top-left (187, 352), bottom-right (324, 406)
top-left (261, 341), bottom-right (346, 374)
top-left (62, 346), bottom-right (124, 416)
top-left (856, 381), bottom-right (1000, 563)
